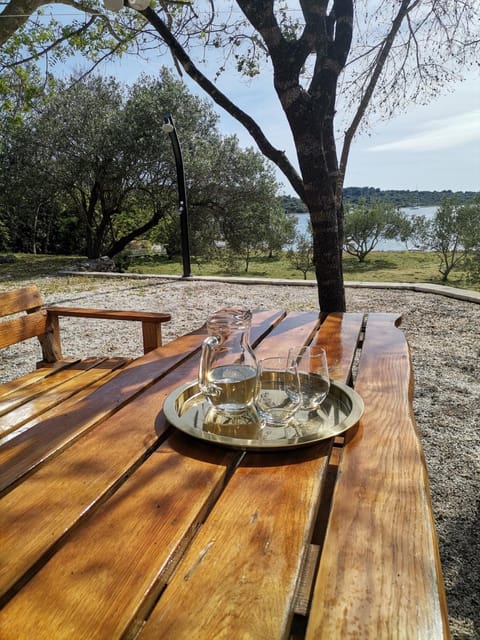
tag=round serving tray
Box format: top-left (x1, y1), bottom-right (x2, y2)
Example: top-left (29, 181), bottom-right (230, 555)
top-left (163, 378), bottom-right (364, 451)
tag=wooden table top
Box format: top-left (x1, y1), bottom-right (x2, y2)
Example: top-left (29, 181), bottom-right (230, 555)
top-left (0, 310), bottom-right (449, 639)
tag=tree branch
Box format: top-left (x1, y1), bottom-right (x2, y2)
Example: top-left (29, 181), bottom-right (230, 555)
top-left (142, 6), bottom-right (305, 198)
top-left (237, 0), bottom-right (313, 81)
top-left (337, 0), bottom-right (417, 205)
top-left (4, 16), bottom-right (93, 70)
top-left (0, 0), bottom-right (47, 47)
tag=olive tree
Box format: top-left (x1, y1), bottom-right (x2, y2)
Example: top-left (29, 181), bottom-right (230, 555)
top-left (1, 1), bottom-right (479, 310)
top-left (344, 199), bottom-right (400, 262)
top-left (186, 139), bottom-right (295, 268)
top-left (221, 202), bottom-right (295, 272)
top-left (1, 70), bottom-right (284, 259)
top-left (416, 197), bottom-right (480, 282)
top-left (463, 197), bottom-right (480, 283)
top-left (288, 232), bottom-right (315, 280)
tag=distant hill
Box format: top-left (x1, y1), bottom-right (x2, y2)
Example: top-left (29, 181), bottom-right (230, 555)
top-left (280, 188), bottom-right (479, 213)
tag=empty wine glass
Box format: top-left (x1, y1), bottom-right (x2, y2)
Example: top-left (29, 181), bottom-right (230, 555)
top-left (288, 346), bottom-right (330, 416)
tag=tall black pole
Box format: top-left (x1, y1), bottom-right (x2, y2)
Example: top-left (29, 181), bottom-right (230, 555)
top-left (162, 114), bottom-right (191, 278)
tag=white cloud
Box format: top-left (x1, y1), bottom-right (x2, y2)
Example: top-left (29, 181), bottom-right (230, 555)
top-left (368, 110), bottom-right (480, 153)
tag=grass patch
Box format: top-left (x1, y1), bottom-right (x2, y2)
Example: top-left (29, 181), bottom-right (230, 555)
top-left (129, 251), bottom-right (478, 290)
top-left (129, 254), bottom-right (314, 280)
top-left (0, 254), bottom-right (87, 281)
top-left (1, 251), bottom-right (478, 292)
top-left (342, 252), bottom-right (444, 282)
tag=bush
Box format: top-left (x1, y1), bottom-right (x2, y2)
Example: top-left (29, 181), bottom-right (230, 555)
top-left (0, 253), bottom-right (17, 263)
top-left (216, 249), bottom-right (242, 274)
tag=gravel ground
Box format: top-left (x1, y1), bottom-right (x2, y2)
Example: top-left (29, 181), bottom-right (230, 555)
top-left (1, 275), bottom-right (479, 639)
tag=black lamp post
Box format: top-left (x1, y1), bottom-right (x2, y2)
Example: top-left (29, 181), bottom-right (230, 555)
top-left (162, 113), bottom-right (191, 278)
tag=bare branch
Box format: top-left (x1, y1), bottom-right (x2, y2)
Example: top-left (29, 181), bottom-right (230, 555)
top-left (142, 5), bottom-right (305, 198)
top-left (337, 0), bottom-right (415, 203)
top-left (67, 40), bottom-right (130, 85)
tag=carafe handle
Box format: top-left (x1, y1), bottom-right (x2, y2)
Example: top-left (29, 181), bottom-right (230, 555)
top-left (198, 335), bottom-right (221, 397)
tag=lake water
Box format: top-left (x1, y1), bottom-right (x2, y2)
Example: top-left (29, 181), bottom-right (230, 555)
top-left (292, 206), bottom-right (437, 251)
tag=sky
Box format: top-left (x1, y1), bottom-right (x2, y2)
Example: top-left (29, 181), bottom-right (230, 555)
top-left (345, 77), bottom-right (480, 194)
top-left (3, 0), bottom-right (478, 196)
top-left (199, 65), bottom-right (480, 195)
top-left (103, 54), bottom-right (480, 195)
top-left (63, 0), bottom-right (477, 200)
top-left (104, 53), bottom-right (479, 196)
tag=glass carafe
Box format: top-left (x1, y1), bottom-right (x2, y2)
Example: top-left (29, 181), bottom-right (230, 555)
top-left (199, 307), bottom-right (258, 415)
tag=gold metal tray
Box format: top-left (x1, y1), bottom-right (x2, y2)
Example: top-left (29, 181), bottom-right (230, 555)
top-left (163, 379), bottom-right (364, 451)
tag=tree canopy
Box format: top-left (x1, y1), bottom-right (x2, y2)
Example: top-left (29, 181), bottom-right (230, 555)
top-left (1, 1), bottom-right (479, 310)
top-left (0, 69), bottom-right (287, 259)
top-left (343, 199), bottom-right (400, 262)
top-left (412, 196), bottom-right (480, 282)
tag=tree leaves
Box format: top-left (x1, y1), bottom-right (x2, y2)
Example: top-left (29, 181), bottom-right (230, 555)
top-left (0, 69), bottom-right (285, 260)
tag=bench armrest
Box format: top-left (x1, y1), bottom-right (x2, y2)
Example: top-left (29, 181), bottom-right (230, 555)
top-left (44, 307), bottom-right (171, 357)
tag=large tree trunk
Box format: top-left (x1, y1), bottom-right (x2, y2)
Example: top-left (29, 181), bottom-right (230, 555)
top-left (142, 1), bottom-right (353, 313)
top-left (307, 123), bottom-right (346, 312)
top-left (309, 200), bottom-right (345, 313)
top-left (238, 1), bottom-right (351, 313)
top-left (301, 178), bottom-right (345, 312)
top-left (281, 86), bottom-right (346, 312)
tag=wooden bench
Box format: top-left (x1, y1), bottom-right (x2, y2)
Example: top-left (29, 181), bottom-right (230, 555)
top-left (0, 285), bottom-right (171, 440)
top-left (0, 285), bottom-right (171, 365)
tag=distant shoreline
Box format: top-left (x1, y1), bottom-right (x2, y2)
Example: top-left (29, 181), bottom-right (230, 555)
top-left (281, 189), bottom-right (479, 215)
top-left (291, 205), bottom-right (437, 252)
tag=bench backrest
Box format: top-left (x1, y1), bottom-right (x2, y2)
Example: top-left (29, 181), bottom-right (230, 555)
top-left (0, 285), bottom-right (50, 350)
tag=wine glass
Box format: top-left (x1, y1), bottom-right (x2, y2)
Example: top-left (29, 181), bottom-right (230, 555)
top-left (288, 346), bottom-right (330, 416)
top-left (256, 356), bottom-right (301, 426)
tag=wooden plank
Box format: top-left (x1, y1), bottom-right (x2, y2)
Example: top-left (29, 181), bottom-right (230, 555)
top-left (0, 365), bottom-right (130, 488)
top-left (137, 313), bottom-right (364, 639)
top-left (0, 310), bottom-right (49, 350)
top-left (46, 307), bottom-right (171, 323)
top-left (294, 293), bottom-right (360, 624)
top-left (0, 358), bottom-right (112, 428)
top-left (0, 361), bottom-right (76, 400)
top-left (37, 312), bottom-right (63, 362)
top-left (312, 312), bottom-right (363, 383)
top-left (142, 320), bottom-right (163, 353)
top-left (253, 310), bottom-right (321, 359)
top-left (138, 442), bottom-right (332, 640)
top-left (0, 432), bottom-right (240, 640)
top-left (306, 313), bottom-right (450, 640)
top-left (0, 310), bottom-right (283, 601)
top-left (0, 285), bottom-right (44, 317)
top-left (250, 308), bottom-right (286, 346)
top-left (0, 358), bottom-right (132, 436)
top-left (293, 544), bottom-right (321, 616)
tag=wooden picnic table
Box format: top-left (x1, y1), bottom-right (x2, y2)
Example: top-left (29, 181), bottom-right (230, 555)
top-left (0, 310), bottom-right (449, 639)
